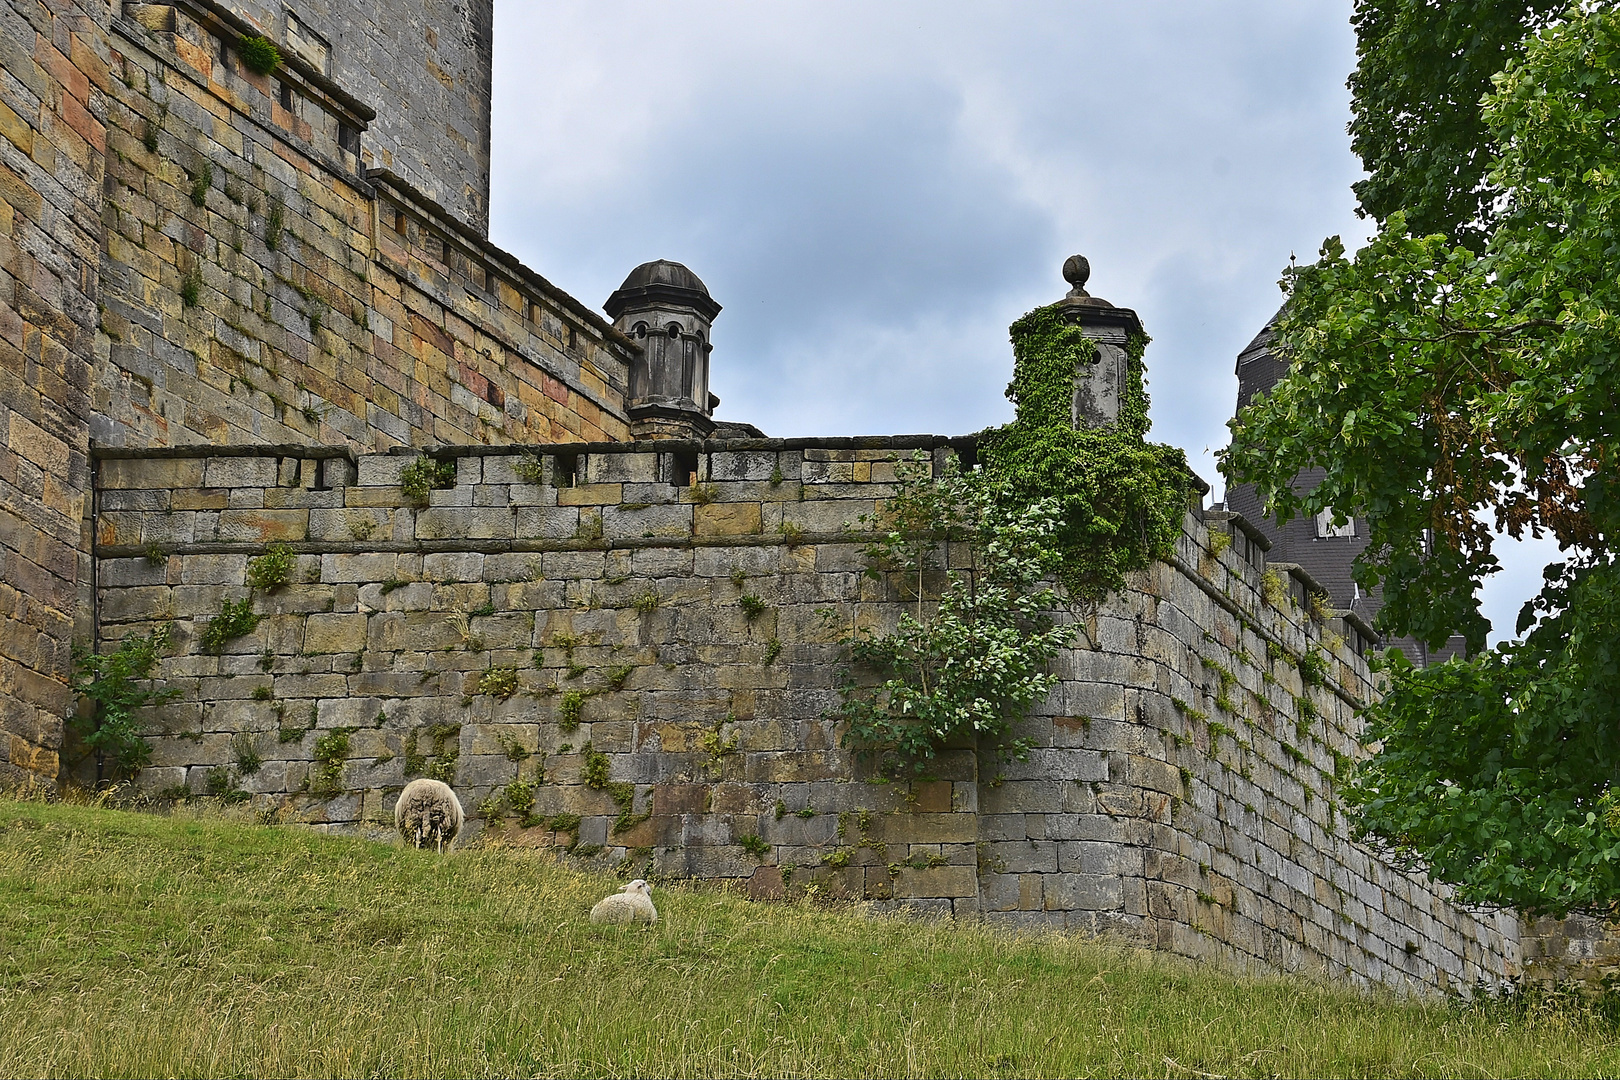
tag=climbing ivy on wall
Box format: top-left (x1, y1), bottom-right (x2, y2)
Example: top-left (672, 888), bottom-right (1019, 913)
top-left (833, 300), bottom-right (1193, 775)
top-left (977, 304), bottom-right (1191, 602)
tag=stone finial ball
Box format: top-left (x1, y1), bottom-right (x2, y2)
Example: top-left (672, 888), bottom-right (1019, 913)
top-left (1062, 254), bottom-right (1091, 291)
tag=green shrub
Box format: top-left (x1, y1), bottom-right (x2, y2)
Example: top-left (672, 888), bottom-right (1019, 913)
top-left (739, 594), bottom-right (767, 620)
top-left (69, 626), bottom-right (179, 784)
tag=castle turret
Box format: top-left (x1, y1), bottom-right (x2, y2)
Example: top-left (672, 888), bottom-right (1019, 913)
top-left (1051, 255), bottom-right (1143, 427)
top-left (605, 261), bottom-right (721, 440)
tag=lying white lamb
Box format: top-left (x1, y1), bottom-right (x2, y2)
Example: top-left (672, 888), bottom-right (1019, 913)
top-left (395, 777), bottom-right (464, 853)
top-left (590, 879), bottom-right (657, 925)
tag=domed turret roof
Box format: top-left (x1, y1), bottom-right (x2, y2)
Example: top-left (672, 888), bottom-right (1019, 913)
top-left (616, 259), bottom-right (710, 297)
top-left (604, 259), bottom-right (722, 321)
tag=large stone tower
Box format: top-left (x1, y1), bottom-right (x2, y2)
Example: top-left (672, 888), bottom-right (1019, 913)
top-left (220, 0), bottom-right (495, 233)
top-left (604, 260), bottom-right (722, 440)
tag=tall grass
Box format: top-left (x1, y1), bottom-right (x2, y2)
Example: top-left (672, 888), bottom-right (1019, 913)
top-left (0, 795), bottom-right (1614, 1078)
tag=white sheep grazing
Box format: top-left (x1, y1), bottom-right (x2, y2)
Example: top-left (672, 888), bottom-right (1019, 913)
top-left (590, 879), bottom-right (658, 925)
top-left (395, 777), bottom-right (464, 853)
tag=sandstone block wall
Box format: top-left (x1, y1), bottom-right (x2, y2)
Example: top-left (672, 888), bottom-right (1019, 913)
top-left (96, 1), bottom-right (632, 450)
top-left (0, 0), bottom-right (109, 785)
top-left (90, 437), bottom-right (1525, 992)
top-left (215, 0), bottom-right (493, 233)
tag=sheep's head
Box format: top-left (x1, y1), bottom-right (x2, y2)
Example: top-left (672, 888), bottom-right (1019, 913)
top-left (622, 879), bottom-right (651, 897)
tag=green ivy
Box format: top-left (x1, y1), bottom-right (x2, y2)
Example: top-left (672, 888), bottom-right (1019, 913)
top-left (833, 455), bottom-right (1068, 776)
top-left (977, 304), bottom-right (1190, 601)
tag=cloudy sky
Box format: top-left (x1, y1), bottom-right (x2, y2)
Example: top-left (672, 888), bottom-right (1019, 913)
top-left (487, 0), bottom-right (1548, 642)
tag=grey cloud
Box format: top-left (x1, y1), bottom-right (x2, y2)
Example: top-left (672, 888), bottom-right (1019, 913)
top-left (489, 1), bottom-right (1367, 458)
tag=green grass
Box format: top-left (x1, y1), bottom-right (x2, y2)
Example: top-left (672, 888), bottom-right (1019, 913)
top-left (0, 796), bottom-right (1616, 1078)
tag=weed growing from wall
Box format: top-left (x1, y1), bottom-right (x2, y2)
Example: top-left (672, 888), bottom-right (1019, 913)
top-left (399, 455), bottom-right (456, 505)
top-left (189, 161), bottom-right (211, 207)
top-left (246, 542), bottom-right (294, 591)
top-left (404, 724), bottom-right (459, 781)
top-left (512, 454), bottom-right (544, 483)
top-left (199, 597), bottom-right (259, 652)
top-left (476, 667), bottom-right (519, 699)
top-left (69, 626), bottom-right (179, 784)
top-left (265, 197), bottom-right (284, 251)
top-left (308, 729), bottom-right (353, 794)
top-left (179, 262), bottom-right (202, 308)
top-left (231, 731), bottom-right (263, 776)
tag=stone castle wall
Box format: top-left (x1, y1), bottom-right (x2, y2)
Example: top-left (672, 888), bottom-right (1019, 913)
top-left (0, 0), bottom-right (109, 786)
top-left (91, 437), bottom-right (1524, 992)
top-left (98, 1), bottom-right (632, 451)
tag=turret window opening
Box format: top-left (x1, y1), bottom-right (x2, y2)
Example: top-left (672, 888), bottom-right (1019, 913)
top-left (632, 322), bottom-right (648, 339)
top-left (667, 323), bottom-right (682, 338)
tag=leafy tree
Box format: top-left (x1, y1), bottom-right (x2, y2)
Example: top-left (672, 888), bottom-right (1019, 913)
top-left (832, 454), bottom-right (1071, 777)
top-left (1347, 0), bottom-right (1563, 245)
top-left (70, 626), bottom-right (179, 785)
top-left (1223, 4), bottom-right (1620, 914)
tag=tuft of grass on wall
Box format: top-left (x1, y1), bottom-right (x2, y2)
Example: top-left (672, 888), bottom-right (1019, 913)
top-left (236, 35), bottom-right (282, 75)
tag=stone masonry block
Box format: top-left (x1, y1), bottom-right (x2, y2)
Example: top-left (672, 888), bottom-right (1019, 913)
top-left (423, 552), bottom-right (485, 581)
top-left (893, 865), bottom-right (977, 899)
top-left (695, 502), bottom-right (762, 537)
top-left (303, 613), bottom-right (368, 654)
top-left (603, 503), bottom-right (692, 539)
top-left (216, 510), bottom-right (309, 542)
top-left (99, 457), bottom-right (205, 490)
top-left (204, 456), bottom-right (279, 487)
top-left (320, 552), bottom-right (402, 583)
top-left (417, 507), bottom-right (514, 540)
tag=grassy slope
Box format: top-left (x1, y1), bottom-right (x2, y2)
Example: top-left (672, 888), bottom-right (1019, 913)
top-left (0, 798), bottom-right (1614, 1079)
